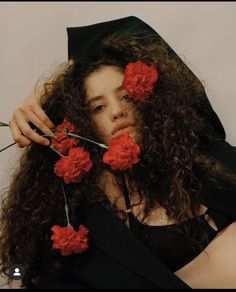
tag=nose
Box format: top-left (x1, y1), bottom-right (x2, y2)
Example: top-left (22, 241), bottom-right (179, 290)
top-left (110, 98), bottom-right (128, 121)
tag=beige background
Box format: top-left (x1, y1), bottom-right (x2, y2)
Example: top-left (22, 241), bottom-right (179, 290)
top-left (0, 1), bottom-right (236, 288)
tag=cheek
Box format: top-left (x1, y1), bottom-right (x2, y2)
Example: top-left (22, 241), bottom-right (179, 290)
top-left (92, 116), bottom-right (111, 142)
top-left (130, 106), bottom-right (141, 123)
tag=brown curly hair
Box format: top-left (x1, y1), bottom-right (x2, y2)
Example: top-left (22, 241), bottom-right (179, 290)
top-left (1, 30), bottom-right (236, 288)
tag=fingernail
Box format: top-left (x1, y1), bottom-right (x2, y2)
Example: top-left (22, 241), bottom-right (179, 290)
top-left (44, 140), bottom-right (50, 146)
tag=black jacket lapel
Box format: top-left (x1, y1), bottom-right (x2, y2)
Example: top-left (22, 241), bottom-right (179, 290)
top-left (79, 142), bottom-right (236, 289)
top-left (201, 141), bottom-right (236, 218)
top-left (85, 206), bottom-right (190, 289)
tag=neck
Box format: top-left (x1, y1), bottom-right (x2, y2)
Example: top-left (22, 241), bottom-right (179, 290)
top-left (97, 170), bottom-right (141, 208)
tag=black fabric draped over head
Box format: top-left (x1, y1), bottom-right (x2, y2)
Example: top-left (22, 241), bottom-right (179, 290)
top-left (66, 16), bottom-right (225, 143)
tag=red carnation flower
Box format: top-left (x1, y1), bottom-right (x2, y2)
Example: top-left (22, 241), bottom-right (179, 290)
top-left (102, 134), bottom-right (140, 170)
top-left (51, 224), bottom-right (89, 256)
top-left (122, 60), bottom-right (158, 101)
top-left (54, 147), bottom-right (93, 184)
top-left (52, 137), bottom-right (79, 155)
top-left (61, 117), bottom-right (78, 133)
top-left (52, 118), bottom-right (79, 154)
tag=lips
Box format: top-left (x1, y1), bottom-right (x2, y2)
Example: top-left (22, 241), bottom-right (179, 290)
top-left (111, 122), bottom-right (135, 138)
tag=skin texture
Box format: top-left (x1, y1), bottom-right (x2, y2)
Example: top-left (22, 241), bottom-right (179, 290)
top-left (9, 85), bottom-right (55, 147)
top-left (175, 221), bottom-right (236, 288)
top-left (84, 65), bottom-right (141, 145)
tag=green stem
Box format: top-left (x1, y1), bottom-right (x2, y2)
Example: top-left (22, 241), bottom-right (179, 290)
top-left (61, 180), bottom-right (71, 227)
top-left (49, 145), bottom-right (66, 157)
top-left (0, 123), bottom-right (109, 152)
top-left (0, 136), bottom-right (54, 153)
top-left (51, 129), bottom-right (108, 150)
top-left (67, 132), bottom-right (108, 149)
top-left (0, 122), bottom-right (9, 127)
top-left (0, 142), bottom-right (16, 152)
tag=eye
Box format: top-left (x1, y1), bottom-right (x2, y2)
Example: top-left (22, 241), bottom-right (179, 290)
top-left (121, 94), bottom-right (130, 102)
top-left (92, 105), bottom-right (105, 113)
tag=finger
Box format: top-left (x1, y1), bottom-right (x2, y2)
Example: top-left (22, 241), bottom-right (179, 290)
top-left (23, 107), bottom-right (55, 137)
top-left (20, 124), bottom-right (51, 146)
top-left (17, 143), bottom-right (30, 149)
top-left (12, 112), bottom-right (51, 146)
top-left (9, 119), bottom-right (33, 146)
top-left (31, 103), bottom-right (55, 132)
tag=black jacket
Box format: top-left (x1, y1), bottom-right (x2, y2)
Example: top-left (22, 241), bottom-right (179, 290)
top-left (31, 140), bottom-right (236, 289)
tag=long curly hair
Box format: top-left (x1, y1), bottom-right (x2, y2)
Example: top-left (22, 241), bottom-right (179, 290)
top-left (1, 30), bottom-right (236, 288)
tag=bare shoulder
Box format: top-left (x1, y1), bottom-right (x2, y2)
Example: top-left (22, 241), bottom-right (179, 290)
top-left (175, 221), bottom-right (236, 288)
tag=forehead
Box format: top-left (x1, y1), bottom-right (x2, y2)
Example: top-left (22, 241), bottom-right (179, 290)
top-left (84, 66), bottom-right (125, 98)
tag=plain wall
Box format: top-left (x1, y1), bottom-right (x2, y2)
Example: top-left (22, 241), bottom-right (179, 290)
top-left (0, 1), bottom-right (236, 288)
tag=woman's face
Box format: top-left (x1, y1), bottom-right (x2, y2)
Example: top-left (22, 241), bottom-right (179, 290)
top-left (84, 65), bottom-right (142, 145)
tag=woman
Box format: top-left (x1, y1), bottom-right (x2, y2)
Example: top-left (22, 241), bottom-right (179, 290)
top-left (1, 16), bottom-right (236, 289)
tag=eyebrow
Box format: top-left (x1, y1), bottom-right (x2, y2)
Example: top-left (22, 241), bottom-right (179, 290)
top-left (86, 84), bottom-right (124, 105)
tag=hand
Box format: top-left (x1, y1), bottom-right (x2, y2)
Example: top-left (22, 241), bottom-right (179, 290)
top-left (9, 87), bottom-right (55, 148)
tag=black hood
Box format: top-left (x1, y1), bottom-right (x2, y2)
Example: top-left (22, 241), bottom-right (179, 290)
top-left (67, 16), bottom-right (225, 142)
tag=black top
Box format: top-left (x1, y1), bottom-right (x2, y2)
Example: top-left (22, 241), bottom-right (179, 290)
top-left (129, 208), bottom-right (234, 272)
top-left (26, 141), bottom-right (236, 289)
